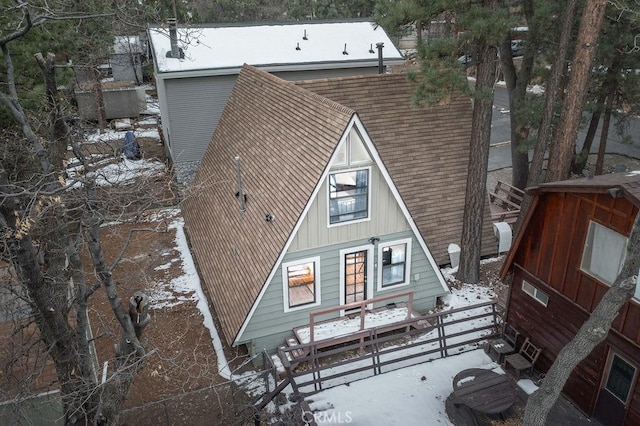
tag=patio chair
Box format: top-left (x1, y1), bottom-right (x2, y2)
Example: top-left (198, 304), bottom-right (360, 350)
top-left (503, 337), bottom-right (542, 380)
top-left (484, 322), bottom-right (520, 364)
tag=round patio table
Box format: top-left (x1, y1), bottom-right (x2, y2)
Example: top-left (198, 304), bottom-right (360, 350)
top-left (452, 368), bottom-right (516, 415)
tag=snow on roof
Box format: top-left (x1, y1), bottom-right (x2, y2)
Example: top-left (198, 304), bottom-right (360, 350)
top-left (148, 21), bottom-right (404, 74)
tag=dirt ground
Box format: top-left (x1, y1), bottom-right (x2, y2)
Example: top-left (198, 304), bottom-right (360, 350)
top-left (82, 127), bottom-right (251, 424)
top-left (87, 218), bottom-right (243, 425)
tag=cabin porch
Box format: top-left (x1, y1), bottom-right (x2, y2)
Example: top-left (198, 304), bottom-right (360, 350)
top-left (281, 290), bottom-right (433, 361)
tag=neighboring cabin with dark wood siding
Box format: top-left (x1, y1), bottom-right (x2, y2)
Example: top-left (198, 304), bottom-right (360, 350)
top-left (501, 172), bottom-right (640, 426)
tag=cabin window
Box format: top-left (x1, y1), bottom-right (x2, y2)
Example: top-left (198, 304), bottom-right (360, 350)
top-left (328, 168), bottom-right (370, 225)
top-left (522, 280), bottom-right (549, 306)
top-left (378, 238), bottom-right (412, 290)
top-left (605, 354), bottom-right (636, 403)
top-left (581, 221), bottom-right (627, 285)
top-left (282, 257), bottom-right (321, 312)
top-left (332, 127), bottom-right (372, 167)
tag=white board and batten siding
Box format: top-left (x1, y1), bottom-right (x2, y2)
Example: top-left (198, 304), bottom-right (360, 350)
top-left (290, 165), bottom-right (409, 251)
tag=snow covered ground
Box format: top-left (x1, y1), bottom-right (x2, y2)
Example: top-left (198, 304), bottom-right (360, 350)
top-left (150, 219), bottom-right (530, 424)
top-left (308, 350), bottom-right (497, 425)
top-left (145, 204), bottom-right (536, 424)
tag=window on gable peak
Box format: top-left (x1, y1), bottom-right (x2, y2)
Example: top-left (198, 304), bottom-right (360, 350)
top-left (333, 127), bottom-right (372, 168)
top-left (329, 168), bottom-right (369, 225)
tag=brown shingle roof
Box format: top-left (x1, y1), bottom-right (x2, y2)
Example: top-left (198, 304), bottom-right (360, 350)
top-left (183, 65), bottom-right (354, 344)
top-left (533, 170), bottom-right (640, 206)
top-left (298, 74), bottom-right (495, 264)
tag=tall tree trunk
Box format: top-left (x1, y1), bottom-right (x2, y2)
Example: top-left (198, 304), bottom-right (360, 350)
top-left (85, 207), bottom-right (148, 426)
top-left (457, 0), bottom-right (498, 284)
top-left (93, 67), bottom-right (106, 132)
top-left (573, 53), bottom-right (621, 174)
top-left (546, 0), bottom-right (608, 182)
top-left (523, 213), bottom-right (640, 425)
top-left (517, 0), bottom-right (578, 233)
top-left (594, 53), bottom-right (622, 175)
top-left (0, 171), bottom-right (94, 424)
top-left (571, 101), bottom-right (604, 174)
top-left (35, 52), bottom-right (68, 169)
top-left (595, 92), bottom-right (614, 174)
top-left (499, 0), bottom-right (535, 191)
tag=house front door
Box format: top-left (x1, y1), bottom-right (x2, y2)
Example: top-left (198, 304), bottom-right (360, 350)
top-left (593, 350), bottom-right (637, 426)
top-left (345, 250), bottom-right (367, 304)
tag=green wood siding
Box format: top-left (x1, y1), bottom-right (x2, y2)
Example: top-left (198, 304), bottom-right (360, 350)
top-left (238, 231), bottom-right (446, 354)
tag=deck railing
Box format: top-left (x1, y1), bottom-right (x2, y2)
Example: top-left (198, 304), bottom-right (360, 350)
top-left (307, 290), bottom-right (415, 345)
top-left (279, 301), bottom-right (504, 396)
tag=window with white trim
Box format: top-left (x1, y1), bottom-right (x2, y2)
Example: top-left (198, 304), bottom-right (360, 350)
top-left (581, 221), bottom-right (627, 285)
top-left (378, 238), bottom-right (412, 290)
top-left (332, 127), bottom-right (371, 167)
top-left (282, 257), bottom-right (321, 311)
top-left (328, 168), bottom-right (369, 224)
top-left (522, 280), bottom-right (549, 306)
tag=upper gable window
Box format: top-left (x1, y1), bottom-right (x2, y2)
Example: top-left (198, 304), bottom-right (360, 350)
top-left (581, 221), bottom-right (627, 285)
top-left (329, 168), bottom-right (370, 224)
top-left (333, 127), bottom-right (372, 168)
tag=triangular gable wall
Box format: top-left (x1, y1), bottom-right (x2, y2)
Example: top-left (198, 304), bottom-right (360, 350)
top-left (234, 115), bottom-right (448, 345)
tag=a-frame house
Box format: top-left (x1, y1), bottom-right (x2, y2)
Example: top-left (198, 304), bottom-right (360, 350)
top-left (183, 65), bottom-right (495, 355)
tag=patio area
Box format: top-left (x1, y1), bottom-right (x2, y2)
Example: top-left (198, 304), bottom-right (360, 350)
top-left (446, 367), bottom-right (598, 426)
top-left (306, 349), bottom-right (598, 426)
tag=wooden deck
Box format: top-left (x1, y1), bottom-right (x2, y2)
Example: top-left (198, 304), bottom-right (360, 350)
top-left (488, 180), bottom-right (524, 224)
top-left (286, 291), bottom-right (433, 359)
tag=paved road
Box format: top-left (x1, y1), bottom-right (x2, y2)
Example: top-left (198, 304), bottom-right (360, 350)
top-left (489, 87), bottom-right (640, 171)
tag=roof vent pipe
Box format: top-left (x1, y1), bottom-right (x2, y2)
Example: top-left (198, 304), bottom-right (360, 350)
top-left (234, 156), bottom-right (246, 215)
top-left (168, 18), bottom-right (179, 59)
top-left (376, 42), bottom-right (384, 74)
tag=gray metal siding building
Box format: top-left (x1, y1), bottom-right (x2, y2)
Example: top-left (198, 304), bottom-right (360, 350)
top-left (148, 21), bottom-right (404, 182)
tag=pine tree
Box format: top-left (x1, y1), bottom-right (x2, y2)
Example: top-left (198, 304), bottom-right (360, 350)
top-left (375, 0), bottom-right (509, 283)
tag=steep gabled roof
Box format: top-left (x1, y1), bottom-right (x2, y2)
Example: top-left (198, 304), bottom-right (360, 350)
top-left (183, 65), bottom-right (354, 344)
top-left (298, 75), bottom-right (496, 264)
top-left (501, 171), bottom-right (640, 278)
